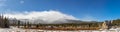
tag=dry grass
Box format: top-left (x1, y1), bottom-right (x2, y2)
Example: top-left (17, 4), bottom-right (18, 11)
top-left (22, 27), bottom-right (100, 30)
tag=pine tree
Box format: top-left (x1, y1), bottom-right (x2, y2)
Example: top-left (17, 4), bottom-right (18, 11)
top-left (27, 22), bottom-right (31, 28)
top-left (4, 17), bottom-right (9, 28)
top-left (18, 20), bottom-right (20, 28)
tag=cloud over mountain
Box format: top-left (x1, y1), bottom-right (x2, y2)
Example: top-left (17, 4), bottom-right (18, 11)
top-left (3, 10), bottom-right (79, 24)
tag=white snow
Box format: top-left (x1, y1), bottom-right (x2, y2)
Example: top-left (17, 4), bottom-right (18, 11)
top-left (0, 27), bottom-right (120, 32)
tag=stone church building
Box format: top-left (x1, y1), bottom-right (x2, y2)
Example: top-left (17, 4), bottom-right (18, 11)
top-left (102, 21), bottom-right (112, 30)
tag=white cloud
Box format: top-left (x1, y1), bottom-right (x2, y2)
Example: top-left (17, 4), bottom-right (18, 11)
top-left (4, 10), bottom-right (79, 24)
top-left (80, 15), bottom-right (98, 21)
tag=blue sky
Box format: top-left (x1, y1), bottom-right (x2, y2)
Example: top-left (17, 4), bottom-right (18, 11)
top-left (0, 0), bottom-right (120, 21)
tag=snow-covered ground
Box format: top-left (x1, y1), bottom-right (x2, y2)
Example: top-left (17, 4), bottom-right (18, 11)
top-left (0, 27), bottom-right (120, 32)
top-left (0, 29), bottom-right (118, 32)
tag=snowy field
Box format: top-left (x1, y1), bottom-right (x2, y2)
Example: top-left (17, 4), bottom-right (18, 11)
top-left (0, 27), bottom-right (120, 32)
top-left (0, 28), bottom-right (119, 32)
top-left (0, 29), bottom-right (119, 32)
